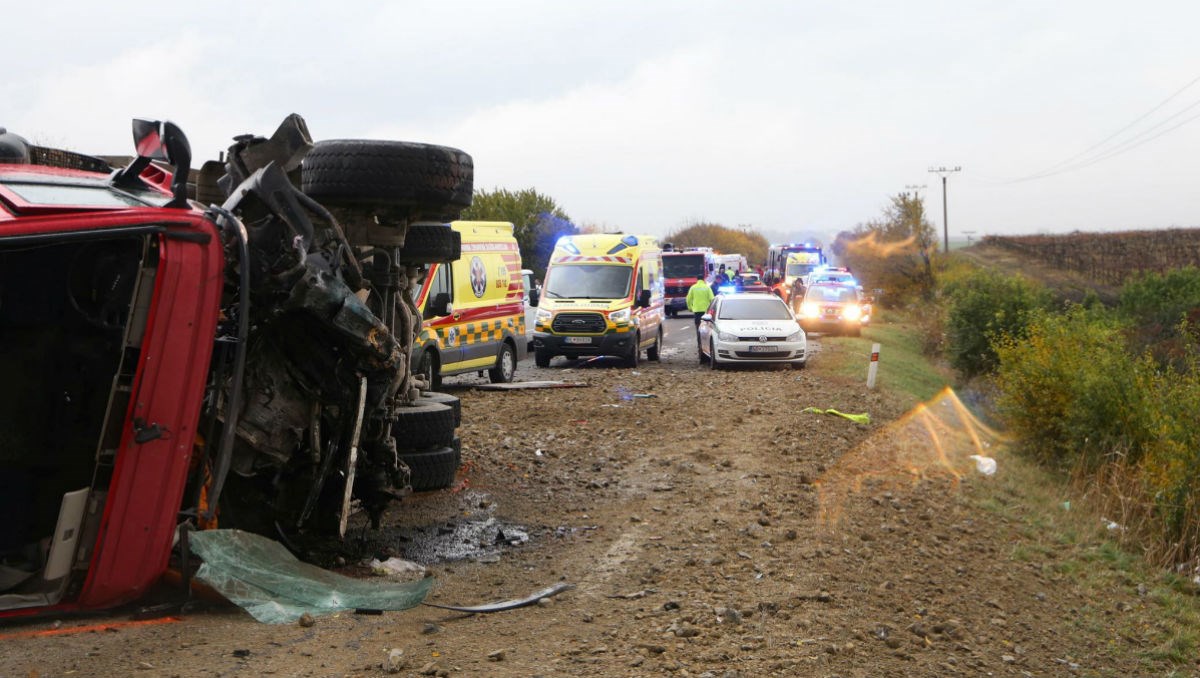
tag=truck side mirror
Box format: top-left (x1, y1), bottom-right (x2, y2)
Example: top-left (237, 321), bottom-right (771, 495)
top-left (430, 292), bottom-right (452, 317)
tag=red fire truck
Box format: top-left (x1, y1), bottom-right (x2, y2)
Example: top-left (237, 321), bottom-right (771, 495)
top-left (661, 246), bottom-right (715, 317)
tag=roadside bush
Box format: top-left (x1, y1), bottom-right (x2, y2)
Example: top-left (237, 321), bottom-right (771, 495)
top-left (1118, 267), bottom-right (1200, 368)
top-left (992, 306), bottom-right (1152, 468)
top-left (943, 268), bottom-right (1050, 379)
top-left (1136, 348), bottom-right (1200, 563)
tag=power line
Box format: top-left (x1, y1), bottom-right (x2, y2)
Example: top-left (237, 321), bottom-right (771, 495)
top-left (1002, 71), bottom-right (1200, 183)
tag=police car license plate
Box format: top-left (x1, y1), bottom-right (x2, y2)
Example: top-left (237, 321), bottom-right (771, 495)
top-left (749, 345), bottom-right (772, 352)
top-left (565, 336), bottom-right (592, 344)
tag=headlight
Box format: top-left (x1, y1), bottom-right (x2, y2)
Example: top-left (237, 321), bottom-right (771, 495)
top-left (536, 308), bottom-right (552, 323)
top-left (843, 305), bottom-right (862, 321)
top-left (800, 302), bottom-right (820, 318)
top-left (717, 331), bottom-right (738, 342)
top-left (785, 330), bottom-right (804, 342)
top-left (609, 308), bottom-right (630, 323)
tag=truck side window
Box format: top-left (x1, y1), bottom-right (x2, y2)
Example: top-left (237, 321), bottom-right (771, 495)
top-left (424, 264), bottom-right (452, 320)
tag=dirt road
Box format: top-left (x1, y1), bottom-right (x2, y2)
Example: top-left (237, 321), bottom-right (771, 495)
top-left (0, 318), bottom-right (1185, 677)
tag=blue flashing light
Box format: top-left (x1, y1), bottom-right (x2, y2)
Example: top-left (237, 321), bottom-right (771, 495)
top-left (559, 238), bottom-right (581, 255)
top-left (621, 235), bottom-right (639, 247)
top-left (718, 284), bottom-right (737, 295)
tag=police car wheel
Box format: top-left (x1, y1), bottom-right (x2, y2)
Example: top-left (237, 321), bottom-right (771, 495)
top-left (394, 400), bottom-right (457, 449)
top-left (396, 223), bottom-right (462, 264)
top-left (399, 438), bottom-right (462, 491)
top-left (419, 391), bottom-right (461, 427)
top-left (709, 339), bottom-right (722, 370)
top-left (301, 139), bottom-right (473, 220)
top-left (488, 342), bottom-right (517, 383)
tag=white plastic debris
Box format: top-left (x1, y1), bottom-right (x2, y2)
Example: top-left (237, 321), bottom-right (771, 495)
top-left (968, 454), bottom-right (997, 476)
top-left (370, 557), bottom-right (426, 578)
top-left (1102, 518), bottom-right (1123, 532)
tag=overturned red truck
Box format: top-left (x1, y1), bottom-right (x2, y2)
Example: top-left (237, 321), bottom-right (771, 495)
top-left (0, 116), bottom-right (472, 618)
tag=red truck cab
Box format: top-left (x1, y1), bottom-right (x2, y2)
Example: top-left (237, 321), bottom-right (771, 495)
top-left (0, 134), bottom-right (222, 618)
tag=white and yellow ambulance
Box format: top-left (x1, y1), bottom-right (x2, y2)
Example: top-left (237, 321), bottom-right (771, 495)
top-left (411, 221), bottom-right (527, 388)
top-left (532, 233), bottom-right (664, 368)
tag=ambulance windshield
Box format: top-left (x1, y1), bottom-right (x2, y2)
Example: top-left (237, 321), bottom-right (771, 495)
top-left (543, 264), bottom-right (632, 300)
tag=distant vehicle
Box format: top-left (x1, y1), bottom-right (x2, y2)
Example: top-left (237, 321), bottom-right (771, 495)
top-left (661, 246), bottom-right (715, 318)
top-left (713, 252), bottom-right (748, 278)
top-left (733, 271), bottom-right (770, 294)
top-left (795, 282), bottom-right (871, 337)
top-left (697, 293), bottom-right (807, 369)
top-left (521, 268), bottom-right (538, 351)
top-left (807, 266), bottom-right (857, 287)
top-left (766, 242), bottom-right (826, 297)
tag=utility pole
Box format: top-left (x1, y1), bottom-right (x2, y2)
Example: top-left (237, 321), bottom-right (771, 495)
top-left (928, 166), bottom-right (961, 253)
top-left (962, 230), bottom-right (976, 246)
top-left (904, 183), bottom-right (927, 198)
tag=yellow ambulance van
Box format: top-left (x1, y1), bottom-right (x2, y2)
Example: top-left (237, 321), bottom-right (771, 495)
top-left (532, 233), bottom-right (664, 368)
top-left (411, 221), bottom-right (527, 388)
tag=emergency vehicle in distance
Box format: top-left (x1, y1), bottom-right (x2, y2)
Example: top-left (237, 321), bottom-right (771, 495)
top-left (661, 245), bottom-right (715, 317)
top-left (765, 242), bottom-right (826, 300)
top-left (533, 233), bottom-right (664, 368)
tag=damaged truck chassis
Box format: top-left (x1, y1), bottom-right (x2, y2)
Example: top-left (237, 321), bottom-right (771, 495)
top-left (0, 115), bottom-right (472, 617)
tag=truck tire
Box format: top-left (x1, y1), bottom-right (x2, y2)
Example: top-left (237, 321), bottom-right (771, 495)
top-left (394, 400), bottom-right (456, 449)
top-left (647, 327), bottom-right (662, 362)
top-left (535, 348), bottom-right (552, 368)
top-left (488, 341), bottom-right (517, 383)
top-left (400, 438), bottom-right (461, 491)
top-left (396, 223), bottom-right (461, 264)
top-left (419, 391), bottom-right (461, 427)
top-left (301, 139), bottom-right (473, 220)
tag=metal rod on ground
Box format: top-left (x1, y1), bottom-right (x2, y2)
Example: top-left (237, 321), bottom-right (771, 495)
top-left (867, 343), bottom-right (881, 389)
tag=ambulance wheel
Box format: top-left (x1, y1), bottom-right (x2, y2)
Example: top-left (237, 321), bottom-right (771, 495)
top-left (301, 139), bottom-right (474, 220)
top-left (399, 438), bottom-right (461, 491)
top-left (647, 327), bottom-right (662, 362)
top-left (626, 333), bottom-right (641, 368)
top-left (419, 391), bottom-right (461, 427)
top-left (397, 223), bottom-right (461, 265)
top-left (489, 341), bottom-right (517, 383)
top-left (535, 348), bottom-right (552, 368)
top-left (394, 400), bottom-right (456, 449)
top-left (415, 349), bottom-right (442, 390)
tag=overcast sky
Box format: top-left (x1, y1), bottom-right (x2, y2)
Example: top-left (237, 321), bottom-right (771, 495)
top-left (6, 1), bottom-right (1199, 245)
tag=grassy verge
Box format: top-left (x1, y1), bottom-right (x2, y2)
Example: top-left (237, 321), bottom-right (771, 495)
top-left (814, 308), bottom-right (952, 405)
top-left (976, 450), bottom-right (1200, 673)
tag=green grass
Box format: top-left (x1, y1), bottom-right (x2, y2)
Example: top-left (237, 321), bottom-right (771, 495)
top-left (815, 311), bottom-right (951, 404)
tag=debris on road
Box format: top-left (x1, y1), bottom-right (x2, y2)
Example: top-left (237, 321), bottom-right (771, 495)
top-left (802, 407), bottom-right (871, 425)
top-left (189, 530), bottom-right (431, 623)
top-left (968, 454), bottom-right (998, 476)
top-left (421, 582), bottom-right (575, 613)
top-left (476, 381), bottom-right (590, 391)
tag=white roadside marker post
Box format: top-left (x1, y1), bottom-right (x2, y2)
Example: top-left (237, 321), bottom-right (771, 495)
top-left (867, 343), bottom-right (881, 389)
